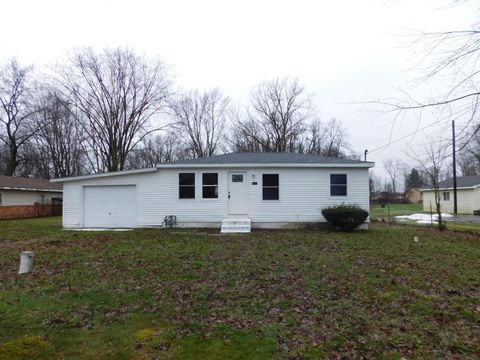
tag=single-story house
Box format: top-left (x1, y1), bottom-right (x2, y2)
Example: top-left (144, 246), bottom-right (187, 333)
top-left (51, 152), bottom-right (374, 231)
top-left (0, 175), bottom-right (63, 219)
top-left (0, 175), bottom-right (62, 206)
top-left (405, 188), bottom-right (422, 204)
top-left (422, 175), bottom-right (480, 214)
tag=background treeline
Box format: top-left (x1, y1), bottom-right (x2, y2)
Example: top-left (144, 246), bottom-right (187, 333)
top-left (0, 48), bottom-right (353, 179)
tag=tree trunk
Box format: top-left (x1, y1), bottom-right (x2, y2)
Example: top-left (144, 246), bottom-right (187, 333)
top-left (5, 145), bottom-right (18, 176)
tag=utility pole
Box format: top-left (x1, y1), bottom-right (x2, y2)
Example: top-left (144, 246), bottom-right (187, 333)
top-left (452, 120), bottom-right (458, 214)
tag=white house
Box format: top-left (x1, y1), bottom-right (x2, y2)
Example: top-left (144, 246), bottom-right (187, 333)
top-left (51, 152), bottom-right (374, 231)
top-left (422, 175), bottom-right (480, 214)
top-left (0, 175), bottom-right (62, 206)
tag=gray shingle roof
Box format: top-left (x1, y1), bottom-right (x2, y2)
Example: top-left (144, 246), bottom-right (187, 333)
top-left (438, 175), bottom-right (480, 189)
top-left (167, 152), bottom-right (372, 165)
top-left (0, 175), bottom-right (62, 191)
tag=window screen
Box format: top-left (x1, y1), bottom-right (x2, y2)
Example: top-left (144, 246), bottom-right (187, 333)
top-left (262, 174), bottom-right (279, 200)
top-left (443, 191), bottom-right (450, 201)
top-left (179, 173), bottom-right (195, 198)
top-left (202, 173), bottom-right (218, 198)
top-left (330, 174), bottom-right (347, 196)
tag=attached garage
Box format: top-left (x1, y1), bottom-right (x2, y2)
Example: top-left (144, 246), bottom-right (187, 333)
top-left (83, 185), bottom-right (137, 228)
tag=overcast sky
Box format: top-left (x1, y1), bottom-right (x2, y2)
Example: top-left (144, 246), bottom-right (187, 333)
top-left (1, 0), bottom-right (477, 180)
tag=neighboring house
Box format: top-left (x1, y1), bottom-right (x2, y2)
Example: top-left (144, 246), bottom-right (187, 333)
top-left (0, 176), bottom-right (63, 219)
top-left (405, 188), bottom-right (422, 204)
top-left (370, 191), bottom-right (405, 204)
top-left (422, 175), bottom-right (480, 214)
top-left (51, 152), bottom-right (374, 231)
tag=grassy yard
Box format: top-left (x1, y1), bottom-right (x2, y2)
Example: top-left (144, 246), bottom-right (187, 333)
top-left (370, 203), bottom-right (423, 221)
top-left (1, 217), bottom-right (479, 359)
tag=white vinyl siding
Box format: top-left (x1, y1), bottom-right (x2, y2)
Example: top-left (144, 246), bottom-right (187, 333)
top-left (423, 188), bottom-right (479, 214)
top-left (62, 167), bottom-right (370, 228)
top-left (0, 190), bottom-right (62, 206)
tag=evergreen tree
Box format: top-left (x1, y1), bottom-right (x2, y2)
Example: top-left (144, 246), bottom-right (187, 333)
top-left (404, 168), bottom-right (424, 190)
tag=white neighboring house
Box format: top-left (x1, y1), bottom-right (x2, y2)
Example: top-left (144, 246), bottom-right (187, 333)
top-left (422, 175), bottom-right (480, 214)
top-left (51, 152), bottom-right (374, 230)
top-left (0, 175), bottom-right (63, 206)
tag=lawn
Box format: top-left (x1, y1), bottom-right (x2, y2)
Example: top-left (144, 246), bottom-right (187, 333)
top-left (370, 203), bottom-right (423, 221)
top-left (1, 217), bottom-right (479, 359)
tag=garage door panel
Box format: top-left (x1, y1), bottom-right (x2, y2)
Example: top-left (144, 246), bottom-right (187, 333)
top-left (84, 186), bottom-right (137, 228)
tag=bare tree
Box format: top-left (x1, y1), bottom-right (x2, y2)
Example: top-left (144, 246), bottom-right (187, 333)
top-left (369, 172), bottom-right (382, 194)
top-left (410, 139), bottom-right (448, 229)
top-left (383, 158), bottom-right (405, 194)
top-left (172, 88), bottom-right (229, 158)
top-left (31, 91), bottom-right (86, 178)
top-left (299, 118), bottom-right (348, 157)
top-left (56, 48), bottom-right (172, 172)
top-left (0, 59), bottom-right (37, 175)
top-left (378, 3), bottom-right (480, 143)
top-left (126, 132), bottom-right (183, 168)
top-left (233, 78), bottom-right (311, 152)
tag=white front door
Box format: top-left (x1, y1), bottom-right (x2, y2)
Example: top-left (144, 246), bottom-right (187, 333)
top-left (228, 172), bottom-right (247, 215)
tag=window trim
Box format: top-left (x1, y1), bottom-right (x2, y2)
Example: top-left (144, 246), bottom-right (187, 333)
top-left (443, 191), bottom-right (450, 201)
top-left (202, 173), bottom-right (219, 199)
top-left (262, 173), bottom-right (279, 201)
top-left (330, 173), bottom-right (348, 197)
top-left (179, 172), bottom-right (195, 199)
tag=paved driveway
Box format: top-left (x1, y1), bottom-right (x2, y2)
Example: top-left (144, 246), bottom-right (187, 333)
top-left (444, 214), bottom-right (480, 224)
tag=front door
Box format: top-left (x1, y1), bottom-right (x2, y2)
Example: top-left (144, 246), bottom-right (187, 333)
top-left (228, 172), bottom-right (247, 214)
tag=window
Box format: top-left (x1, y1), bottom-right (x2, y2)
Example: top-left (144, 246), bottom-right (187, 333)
top-left (202, 173), bottom-right (218, 198)
top-left (232, 174), bottom-right (243, 182)
top-left (0, 192), bottom-right (2, 205)
top-left (263, 174), bottom-right (279, 200)
top-left (443, 191), bottom-right (450, 201)
top-left (179, 173), bottom-right (195, 199)
top-left (330, 174), bottom-right (347, 196)
top-left (38, 193), bottom-right (46, 204)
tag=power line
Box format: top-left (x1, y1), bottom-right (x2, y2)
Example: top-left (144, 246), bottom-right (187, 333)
top-left (368, 116), bottom-right (451, 154)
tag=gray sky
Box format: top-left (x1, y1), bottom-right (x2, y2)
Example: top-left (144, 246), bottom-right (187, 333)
top-left (1, 0), bottom-right (477, 181)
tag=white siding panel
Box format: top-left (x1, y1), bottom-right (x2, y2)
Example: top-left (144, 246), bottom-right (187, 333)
top-left (0, 190), bottom-right (62, 206)
top-left (422, 188), bottom-right (477, 214)
top-left (63, 183), bottom-right (83, 228)
top-left (62, 167), bottom-right (370, 228)
top-left (248, 168), bottom-right (369, 223)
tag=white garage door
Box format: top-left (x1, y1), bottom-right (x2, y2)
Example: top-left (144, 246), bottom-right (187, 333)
top-left (83, 185), bottom-right (137, 228)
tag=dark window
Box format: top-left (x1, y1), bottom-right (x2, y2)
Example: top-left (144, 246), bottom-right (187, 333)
top-left (443, 191), bottom-right (450, 201)
top-left (330, 174), bottom-right (347, 196)
top-left (202, 173), bottom-right (218, 198)
top-left (179, 173), bottom-right (195, 198)
top-left (232, 174), bottom-right (243, 182)
top-left (263, 174), bottom-right (279, 200)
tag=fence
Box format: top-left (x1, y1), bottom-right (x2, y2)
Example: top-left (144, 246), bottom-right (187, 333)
top-left (0, 203), bottom-right (62, 220)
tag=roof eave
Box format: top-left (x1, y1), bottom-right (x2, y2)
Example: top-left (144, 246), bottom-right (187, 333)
top-left (0, 187), bottom-right (62, 192)
top-left (50, 167), bottom-right (158, 183)
top-left (420, 186), bottom-right (476, 191)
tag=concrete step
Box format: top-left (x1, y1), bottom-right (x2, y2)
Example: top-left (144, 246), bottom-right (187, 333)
top-left (221, 217), bottom-right (251, 233)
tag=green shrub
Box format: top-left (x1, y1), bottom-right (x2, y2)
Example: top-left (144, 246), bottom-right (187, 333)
top-left (321, 204), bottom-right (369, 232)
